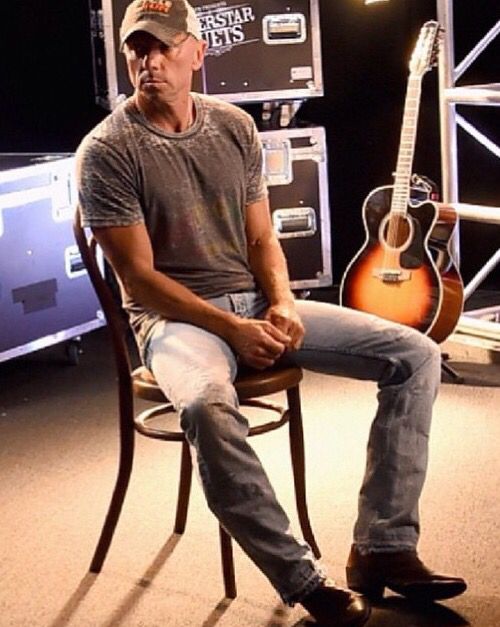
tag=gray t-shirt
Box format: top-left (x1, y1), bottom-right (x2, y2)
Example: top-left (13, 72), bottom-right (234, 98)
top-left (76, 93), bottom-right (267, 354)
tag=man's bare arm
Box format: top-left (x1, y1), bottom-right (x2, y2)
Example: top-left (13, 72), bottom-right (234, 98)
top-left (245, 198), bottom-right (305, 350)
top-left (93, 222), bottom-right (289, 368)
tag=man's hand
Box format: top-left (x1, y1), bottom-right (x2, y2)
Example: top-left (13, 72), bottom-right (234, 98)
top-left (227, 318), bottom-right (291, 370)
top-left (265, 302), bottom-right (305, 351)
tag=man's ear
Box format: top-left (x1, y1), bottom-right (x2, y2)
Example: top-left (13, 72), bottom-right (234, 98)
top-left (192, 39), bottom-right (207, 71)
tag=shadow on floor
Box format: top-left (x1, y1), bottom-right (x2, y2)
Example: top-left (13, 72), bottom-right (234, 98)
top-left (201, 598), bottom-right (234, 627)
top-left (48, 534), bottom-right (182, 627)
top-left (295, 595), bottom-right (471, 626)
top-left (48, 573), bottom-right (99, 627)
top-left (365, 596), bottom-right (470, 626)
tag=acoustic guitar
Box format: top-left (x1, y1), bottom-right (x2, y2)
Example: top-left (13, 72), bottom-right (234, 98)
top-left (340, 21), bottom-right (463, 344)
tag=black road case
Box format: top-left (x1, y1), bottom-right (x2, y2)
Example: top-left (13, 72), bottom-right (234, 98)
top-left (0, 155), bottom-right (105, 363)
top-left (261, 126), bottom-right (332, 289)
top-left (89, 0), bottom-right (323, 109)
top-left (192, 0), bottom-right (323, 103)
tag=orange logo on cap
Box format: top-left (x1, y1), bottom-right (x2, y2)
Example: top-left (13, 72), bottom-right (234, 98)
top-left (138, 0), bottom-right (173, 14)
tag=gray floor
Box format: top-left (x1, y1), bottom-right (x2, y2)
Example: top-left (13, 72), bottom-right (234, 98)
top-left (0, 328), bottom-right (499, 626)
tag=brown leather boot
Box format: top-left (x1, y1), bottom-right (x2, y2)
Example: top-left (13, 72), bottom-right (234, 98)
top-left (346, 544), bottom-right (467, 602)
top-left (301, 579), bottom-right (371, 626)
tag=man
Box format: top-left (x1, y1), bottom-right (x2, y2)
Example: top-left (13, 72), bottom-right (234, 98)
top-left (76, 0), bottom-right (466, 624)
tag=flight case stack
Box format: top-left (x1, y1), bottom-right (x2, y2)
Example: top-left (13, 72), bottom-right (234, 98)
top-left (89, 0), bottom-right (332, 289)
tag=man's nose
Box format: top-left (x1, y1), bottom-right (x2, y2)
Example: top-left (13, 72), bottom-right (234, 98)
top-left (140, 46), bottom-right (163, 69)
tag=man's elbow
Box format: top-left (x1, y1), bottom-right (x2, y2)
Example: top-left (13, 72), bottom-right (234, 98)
top-left (248, 231), bottom-right (279, 252)
top-left (117, 266), bottom-right (154, 305)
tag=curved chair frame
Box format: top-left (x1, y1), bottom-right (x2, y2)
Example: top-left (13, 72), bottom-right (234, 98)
top-left (73, 210), bottom-right (320, 599)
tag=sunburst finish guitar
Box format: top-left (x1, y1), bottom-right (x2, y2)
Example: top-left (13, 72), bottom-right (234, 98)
top-left (340, 21), bottom-right (463, 344)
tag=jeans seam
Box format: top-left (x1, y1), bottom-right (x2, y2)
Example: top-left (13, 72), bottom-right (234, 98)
top-left (282, 569), bottom-right (326, 606)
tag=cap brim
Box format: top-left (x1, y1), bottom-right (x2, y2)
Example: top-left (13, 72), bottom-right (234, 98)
top-left (120, 20), bottom-right (180, 50)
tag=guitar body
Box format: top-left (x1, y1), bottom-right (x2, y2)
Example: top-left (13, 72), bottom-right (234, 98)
top-left (426, 204), bottom-right (464, 343)
top-left (340, 186), bottom-right (463, 342)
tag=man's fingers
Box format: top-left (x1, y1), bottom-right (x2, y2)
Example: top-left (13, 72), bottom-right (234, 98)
top-left (290, 322), bottom-right (305, 350)
top-left (267, 317), bottom-right (304, 351)
top-left (230, 318), bottom-right (292, 367)
top-left (262, 320), bottom-right (291, 345)
top-left (264, 307), bottom-right (305, 351)
top-left (259, 338), bottom-right (286, 359)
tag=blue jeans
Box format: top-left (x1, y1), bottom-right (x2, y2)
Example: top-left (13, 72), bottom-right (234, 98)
top-left (144, 291), bottom-right (441, 604)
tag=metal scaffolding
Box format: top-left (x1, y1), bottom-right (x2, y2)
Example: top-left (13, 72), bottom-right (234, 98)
top-left (437, 1), bottom-right (500, 344)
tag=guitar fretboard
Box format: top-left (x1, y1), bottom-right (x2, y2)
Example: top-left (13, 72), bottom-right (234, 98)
top-left (391, 75), bottom-right (423, 215)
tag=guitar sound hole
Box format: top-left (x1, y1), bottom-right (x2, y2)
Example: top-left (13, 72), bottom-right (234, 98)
top-left (381, 215), bottom-right (413, 250)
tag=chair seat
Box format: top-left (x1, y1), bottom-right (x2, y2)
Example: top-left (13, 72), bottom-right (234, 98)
top-left (132, 364), bottom-right (303, 403)
top-left (133, 364), bottom-right (304, 442)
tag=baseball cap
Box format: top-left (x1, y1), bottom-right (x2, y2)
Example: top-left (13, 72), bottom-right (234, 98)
top-left (120, 0), bottom-right (202, 50)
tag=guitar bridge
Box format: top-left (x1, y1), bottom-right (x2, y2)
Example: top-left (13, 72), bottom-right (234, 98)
top-left (372, 268), bottom-right (412, 283)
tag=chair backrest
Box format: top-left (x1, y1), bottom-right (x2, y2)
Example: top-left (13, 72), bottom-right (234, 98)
top-left (74, 208), bottom-right (181, 441)
top-left (73, 208), bottom-right (133, 383)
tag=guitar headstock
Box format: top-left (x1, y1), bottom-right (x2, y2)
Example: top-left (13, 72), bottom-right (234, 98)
top-left (409, 20), bottom-right (443, 77)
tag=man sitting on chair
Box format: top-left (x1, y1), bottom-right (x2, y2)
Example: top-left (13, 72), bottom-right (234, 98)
top-left (75, 1), bottom-right (466, 624)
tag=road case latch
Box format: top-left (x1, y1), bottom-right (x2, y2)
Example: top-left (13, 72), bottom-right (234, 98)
top-left (262, 138), bottom-right (293, 186)
top-left (263, 14), bottom-right (307, 45)
top-left (272, 207), bottom-right (317, 239)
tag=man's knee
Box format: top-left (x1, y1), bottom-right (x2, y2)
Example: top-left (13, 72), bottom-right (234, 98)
top-left (402, 330), bottom-right (442, 387)
top-left (384, 327), bottom-right (441, 386)
top-left (410, 331), bottom-right (441, 371)
top-left (179, 384), bottom-right (245, 444)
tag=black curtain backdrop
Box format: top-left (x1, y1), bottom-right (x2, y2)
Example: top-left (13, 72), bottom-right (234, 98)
top-left (2, 0), bottom-right (498, 291)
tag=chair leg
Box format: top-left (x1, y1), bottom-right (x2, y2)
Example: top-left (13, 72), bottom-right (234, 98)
top-left (174, 440), bottom-right (193, 534)
top-left (287, 386), bottom-right (321, 559)
top-left (219, 525), bottom-right (237, 599)
top-left (90, 427), bottom-right (135, 573)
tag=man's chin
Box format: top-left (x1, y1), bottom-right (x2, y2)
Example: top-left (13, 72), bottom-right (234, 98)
top-left (137, 85), bottom-right (168, 102)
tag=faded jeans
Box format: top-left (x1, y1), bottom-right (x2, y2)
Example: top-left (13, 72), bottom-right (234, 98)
top-left (144, 290), bottom-right (442, 604)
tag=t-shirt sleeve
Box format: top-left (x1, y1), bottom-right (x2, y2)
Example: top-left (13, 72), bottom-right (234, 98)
top-left (76, 136), bottom-right (145, 228)
top-left (244, 119), bottom-right (268, 206)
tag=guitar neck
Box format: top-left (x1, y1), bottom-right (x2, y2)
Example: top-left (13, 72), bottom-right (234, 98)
top-left (391, 75), bottom-right (423, 215)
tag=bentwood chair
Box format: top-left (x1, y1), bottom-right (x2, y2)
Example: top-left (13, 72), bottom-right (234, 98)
top-left (73, 210), bottom-right (320, 598)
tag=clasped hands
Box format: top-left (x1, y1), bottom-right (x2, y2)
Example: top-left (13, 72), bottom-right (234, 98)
top-left (229, 303), bottom-right (305, 370)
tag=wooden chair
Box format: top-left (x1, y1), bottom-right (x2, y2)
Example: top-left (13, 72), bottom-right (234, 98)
top-left (73, 211), bottom-right (320, 598)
